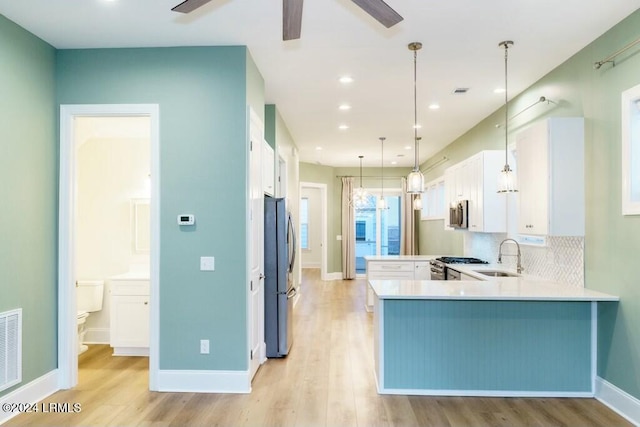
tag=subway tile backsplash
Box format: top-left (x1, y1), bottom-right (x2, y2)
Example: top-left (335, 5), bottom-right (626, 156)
top-left (464, 233), bottom-right (584, 287)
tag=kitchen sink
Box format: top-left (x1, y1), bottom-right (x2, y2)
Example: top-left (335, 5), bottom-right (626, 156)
top-left (473, 270), bottom-right (520, 278)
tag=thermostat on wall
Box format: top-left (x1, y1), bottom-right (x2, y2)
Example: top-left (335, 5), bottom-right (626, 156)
top-left (177, 214), bottom-right (195, 226)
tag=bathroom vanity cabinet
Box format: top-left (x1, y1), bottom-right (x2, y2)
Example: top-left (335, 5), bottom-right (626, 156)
top-left (110, 277), bottom-right (150, 356)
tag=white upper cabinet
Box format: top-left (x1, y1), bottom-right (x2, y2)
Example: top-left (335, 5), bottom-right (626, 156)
top-left (516, 117), bottom-right (584, 236)
top-left (467, 151), bottom-right (507, 233)
top-left (262, 140), bottom-right (275, 196)
top-left (444, 150), bottom-right (507, 232)
top-left (421, 178), bottom-right (445, 220)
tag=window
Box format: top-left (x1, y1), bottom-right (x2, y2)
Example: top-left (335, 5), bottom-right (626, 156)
top-left (354, 192), bottom-right (402, 273)
top-left (356, 220), bottom-right (366, 241)
top-left (300, 197), bottom-right (309, 249)
top-left (622, 83), bottom-right (640, 215)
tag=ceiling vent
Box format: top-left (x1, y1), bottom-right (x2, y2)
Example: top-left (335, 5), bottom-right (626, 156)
top-left (453, 87), bottom-right (470, 94)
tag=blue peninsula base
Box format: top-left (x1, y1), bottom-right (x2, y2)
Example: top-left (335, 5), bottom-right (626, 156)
top-left (374, 298), bottom-right (596, 396)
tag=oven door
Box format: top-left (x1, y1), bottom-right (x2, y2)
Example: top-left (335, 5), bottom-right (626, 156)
top-left (430, 261), bottom-right (445, 280)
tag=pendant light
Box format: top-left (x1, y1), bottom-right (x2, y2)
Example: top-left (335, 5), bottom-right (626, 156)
top-left (406, 42), bottom-right (425, 194)
top-left (497, 40), bottom-right (518, 193)
top-left (352, 155), bottom-right (369, 208)
top-left (413, 137), bottom-right (423, 210)
top-left (377, 137), bottom-right (388, 210)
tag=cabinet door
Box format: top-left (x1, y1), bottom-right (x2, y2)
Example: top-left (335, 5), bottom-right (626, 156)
top-left (111, 296), bottom-right (150, 348)
top-left (467, 155), bottom-right (483, 231)
top-left (517, 122), bottom-right (549, 235)
top-left (262, 140), bottom-right (275, 196)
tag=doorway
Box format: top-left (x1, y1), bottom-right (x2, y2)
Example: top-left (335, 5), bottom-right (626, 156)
top-left (58, 104), bottom-right (160, 390)
top-left (299, 182), bottom-right (328, 280)
top-left (355, 191), bottom-right (402, 275)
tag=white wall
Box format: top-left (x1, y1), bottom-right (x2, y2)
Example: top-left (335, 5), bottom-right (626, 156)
top-left (301, 187), bottom-right (322, 268)
top-left (76, 117), bottom-right (150, 343)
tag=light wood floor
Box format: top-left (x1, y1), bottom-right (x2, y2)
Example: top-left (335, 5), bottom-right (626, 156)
top-left (5, 269), bottom-right (632, 426)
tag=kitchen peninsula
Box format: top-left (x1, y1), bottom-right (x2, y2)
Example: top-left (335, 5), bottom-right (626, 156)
top-left (369, 269), bottom-right (619, 397)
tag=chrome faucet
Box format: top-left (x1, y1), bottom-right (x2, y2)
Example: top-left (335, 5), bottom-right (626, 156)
top-left (498, 238), bottom-right (523, 274)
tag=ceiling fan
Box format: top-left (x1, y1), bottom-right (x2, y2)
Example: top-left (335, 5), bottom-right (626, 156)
top-left (171, 0), bottom-right (403, 41)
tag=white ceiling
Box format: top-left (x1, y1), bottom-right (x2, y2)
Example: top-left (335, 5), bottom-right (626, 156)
top-left (1, 0), bottom-right (638, 167)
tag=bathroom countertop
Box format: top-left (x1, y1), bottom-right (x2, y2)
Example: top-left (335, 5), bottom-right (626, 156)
top-left (110, 271), bottom-right (150, 280)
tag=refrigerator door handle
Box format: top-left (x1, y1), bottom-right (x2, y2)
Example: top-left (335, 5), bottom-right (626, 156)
top-left (287, 213), bottom-right (296, 273)
top-left (286, 287), bottom-right (298, 299)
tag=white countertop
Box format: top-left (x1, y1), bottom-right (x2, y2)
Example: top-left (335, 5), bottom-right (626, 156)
top-left (364, 254), bottom-right (450, 262)
top-left (110, 271), bottom-right (150, 280)
top-left (369, 278), bottom-right (618, 301)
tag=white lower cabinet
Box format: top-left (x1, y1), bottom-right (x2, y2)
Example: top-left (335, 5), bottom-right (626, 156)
top-left (110, 279), bottom-right (150, 356)
top-left (365, 259), bottom-right (432, 311)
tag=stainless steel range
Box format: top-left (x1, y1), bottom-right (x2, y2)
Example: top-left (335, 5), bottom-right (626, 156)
top-left (429, 257), bottom-right (488, 280)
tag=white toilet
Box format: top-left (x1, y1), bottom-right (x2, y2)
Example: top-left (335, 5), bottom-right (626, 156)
top-left (77, 280), bottom-right (105, 354)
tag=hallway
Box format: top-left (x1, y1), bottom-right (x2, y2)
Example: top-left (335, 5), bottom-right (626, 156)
top-left (5, 269), bottom-right (631, 426)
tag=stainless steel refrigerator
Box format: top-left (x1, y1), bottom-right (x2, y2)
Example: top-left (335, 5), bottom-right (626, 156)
top-left (264, 196), bottom-right (297, 358)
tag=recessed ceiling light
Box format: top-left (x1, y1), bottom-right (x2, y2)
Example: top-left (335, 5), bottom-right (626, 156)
top-left (315, 146), bottom-right (323, 151)
top-left (339, 76), bottom-right (354, 84)
top-left (428, 103), bottom-right (440, 110)
top-left (404, 146), bottom-right (412, 150)
top-left (339, 124), bottom-right (349, 130)
top-left (494, 88), bottom-right (506, 94)
top-left (413, 124), bottom-right (422, 129)
top-left (339, 104), bottom-right (351, 111)
top-left (391, 161), bottom-right (398, 165)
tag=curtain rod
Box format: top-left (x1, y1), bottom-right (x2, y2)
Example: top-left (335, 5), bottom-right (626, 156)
top-left (336, 175), bottom-right (405, 179)
top-left (420, 156), bottom-right (448, 173)
top-left (495, 96), bottom-right (556, 128)
top-left (594, 37), bottom-right (640, 69)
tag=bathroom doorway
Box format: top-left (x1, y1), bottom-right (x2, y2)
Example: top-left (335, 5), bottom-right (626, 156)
top-left (58, 104), bottom-right (160, 391)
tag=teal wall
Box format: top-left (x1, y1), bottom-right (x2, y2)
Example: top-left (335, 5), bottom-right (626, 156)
top-left (300, 162), bottom-right (411, 273)
top-left (264, 105), bottom-right (276, 149)
top-left (56, 46), bottom-right (262, 371)
top-left (0, 16), bottom-right (57, 397)
top-left (419, 10), bottom-right (640, 399)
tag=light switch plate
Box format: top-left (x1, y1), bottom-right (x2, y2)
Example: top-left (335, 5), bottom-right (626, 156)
top-left (200, 256), bottom-right (215, 271)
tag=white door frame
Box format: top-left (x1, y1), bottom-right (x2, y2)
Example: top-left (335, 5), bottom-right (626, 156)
top-left (299, 182), bottom-right (328, 280)
top-left (58, 104), bottom-right (160, 390)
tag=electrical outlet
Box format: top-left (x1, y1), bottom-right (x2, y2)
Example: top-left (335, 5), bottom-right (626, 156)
top-left (200, 339), bottom-right (210, 354)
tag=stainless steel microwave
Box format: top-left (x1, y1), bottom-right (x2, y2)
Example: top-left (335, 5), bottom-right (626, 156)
top-left (449, 200), bottom-right (468, 229)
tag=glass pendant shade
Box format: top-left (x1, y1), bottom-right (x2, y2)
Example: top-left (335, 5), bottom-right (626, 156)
top-left (352, 155), bottom-right (369, 208)
top-left (352, 186), bottom-right (369, 208)
top-left (377, 197), bottom-right (388, 210)
top-left (407, 169), bottom-right (425, 193)
top-left (413, 194), bottom-right (423, 210)
top-left (497, 165), bottom-right (517, 193)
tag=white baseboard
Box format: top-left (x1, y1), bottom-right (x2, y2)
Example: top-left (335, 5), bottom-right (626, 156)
top-left (83, 327), bottom-right (109, 344)
top-left (0, 370), bottom-right (59, 424)
top-left (302, 262), bottom-right (321, 268)
top-left (324, 272), bottom-right (343, 281)
top-left (157, 369), bottom-right (250, 393)
top-left (595, 376), bottom-right (640, 426)
top-left (112, 347), bottom-right (149, 357)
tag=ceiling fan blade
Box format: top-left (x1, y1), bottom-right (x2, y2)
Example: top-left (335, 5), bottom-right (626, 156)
top-left (283, 0), bottom-right (303, 41)
top-left (351, 0), bottom-right (403, 28)
top-left (171, 0), bottom-right (213, 13)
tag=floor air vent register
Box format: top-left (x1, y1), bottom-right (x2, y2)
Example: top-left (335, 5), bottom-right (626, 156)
top-left (0, 309), bottom-right (21, 392)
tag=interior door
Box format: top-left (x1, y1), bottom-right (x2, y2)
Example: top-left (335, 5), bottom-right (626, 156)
top-left (249, 111), bottom-right (265, 379)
